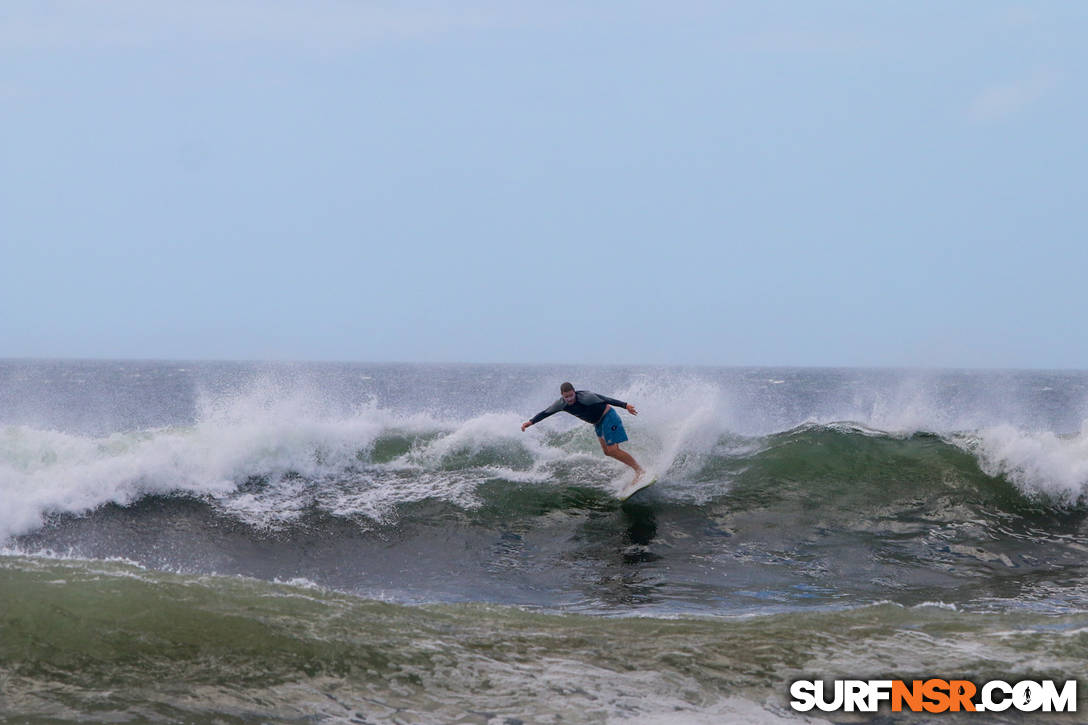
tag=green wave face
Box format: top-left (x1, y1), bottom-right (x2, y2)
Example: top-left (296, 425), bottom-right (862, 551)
top-left (390, 424), bottom-right (1079, 539)
top-left (707, 426), bottom-right (1033, 513)
top-left (3, 556), bottom-right (1087, 724)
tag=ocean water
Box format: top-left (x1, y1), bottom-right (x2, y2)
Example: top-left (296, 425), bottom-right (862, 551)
top-left (2, 360), bottom-right (1087, 723)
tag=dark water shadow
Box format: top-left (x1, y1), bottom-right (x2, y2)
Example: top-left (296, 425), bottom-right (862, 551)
top-left (620, 500), bottom-right (658, 547)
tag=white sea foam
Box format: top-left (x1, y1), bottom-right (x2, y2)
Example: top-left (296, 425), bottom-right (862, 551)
top-left (0, 377), bottom-right (419, 539)
top-left (955, 419), bottom-right (1088, 503)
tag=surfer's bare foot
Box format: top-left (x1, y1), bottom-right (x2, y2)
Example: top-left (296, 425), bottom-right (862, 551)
top-left (631, 469), bottom-right (644, 486)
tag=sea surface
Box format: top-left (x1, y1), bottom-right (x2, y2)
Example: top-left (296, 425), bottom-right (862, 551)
top-left (2, 360), bottom-right (1087, 723)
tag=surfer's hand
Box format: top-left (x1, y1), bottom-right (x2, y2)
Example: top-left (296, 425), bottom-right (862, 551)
top-left (521, 421), bottom-right (531, 431)
top-left (626, 404), bottom-right (638, 415)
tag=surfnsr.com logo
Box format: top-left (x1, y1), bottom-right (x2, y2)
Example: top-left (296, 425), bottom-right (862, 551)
top-left (790, 679), bottom-right (1077, 713)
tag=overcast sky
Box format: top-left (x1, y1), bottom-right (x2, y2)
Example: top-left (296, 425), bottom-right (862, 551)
top-left (2, 1), bottom-right (1085, 368)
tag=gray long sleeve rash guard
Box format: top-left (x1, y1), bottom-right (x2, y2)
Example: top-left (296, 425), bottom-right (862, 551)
top-left (529, 390), bottom-right (628, 426)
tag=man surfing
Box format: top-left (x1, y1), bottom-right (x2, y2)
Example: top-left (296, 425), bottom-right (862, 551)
top-left (521, 382), bottom-right (645, 486)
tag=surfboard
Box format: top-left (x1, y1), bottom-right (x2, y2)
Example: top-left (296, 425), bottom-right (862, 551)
top-left (617, 471), bottom-right (657, 501)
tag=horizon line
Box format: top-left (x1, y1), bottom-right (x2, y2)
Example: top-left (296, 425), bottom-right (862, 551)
top-left (1, 356), bottom-right (1085, 374)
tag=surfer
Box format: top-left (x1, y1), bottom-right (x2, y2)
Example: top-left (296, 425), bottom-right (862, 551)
top-left (521, 382), bottom-right (644, 484)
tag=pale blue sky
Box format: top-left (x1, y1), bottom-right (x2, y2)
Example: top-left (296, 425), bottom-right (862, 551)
top-left (2, 2), bottom-right (1085, 368)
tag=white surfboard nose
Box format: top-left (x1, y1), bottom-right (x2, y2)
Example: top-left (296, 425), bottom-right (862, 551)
top-left (618, 472), bottom-right (657, 500)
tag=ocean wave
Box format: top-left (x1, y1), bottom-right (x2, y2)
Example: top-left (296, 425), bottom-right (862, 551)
top-left (3, 374), bottom-right (1087, 540)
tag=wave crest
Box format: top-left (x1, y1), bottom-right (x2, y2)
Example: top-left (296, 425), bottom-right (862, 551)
top-left (3, 383), bottom-right (1087, 541)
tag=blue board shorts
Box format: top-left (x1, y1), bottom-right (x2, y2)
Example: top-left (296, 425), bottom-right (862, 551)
top-left (594, 407), bottom-right (629, 446)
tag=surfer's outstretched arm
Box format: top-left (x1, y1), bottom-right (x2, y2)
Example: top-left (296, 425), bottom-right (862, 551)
top-left (597, 394), bottom-right (636, 415)
top-left (522, 398), bottom-right (564, 431)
